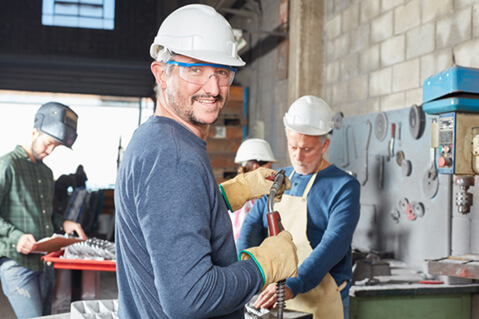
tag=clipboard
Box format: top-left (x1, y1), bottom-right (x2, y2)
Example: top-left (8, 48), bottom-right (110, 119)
top-left (33, 234), bottom-right (86, 253)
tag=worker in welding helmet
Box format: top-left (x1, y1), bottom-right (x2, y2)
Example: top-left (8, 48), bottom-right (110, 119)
top-left (230, 138), bottom-right (278, 242)
top-left (237, 95), bottom-right (361, 319)
top-left (114, 4), bottom-right (297, 318)
top-left (0, 102), bottom-right (87, 319)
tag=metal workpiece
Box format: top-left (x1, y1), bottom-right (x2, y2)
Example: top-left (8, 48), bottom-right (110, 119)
top-left (245, 299), bottom-right (313, 319)
top-left (425, 255), bottom-right (479, 280)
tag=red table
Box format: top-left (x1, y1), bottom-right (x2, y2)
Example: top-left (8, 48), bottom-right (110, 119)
top-left (41, 251), bottom-right (116, 315)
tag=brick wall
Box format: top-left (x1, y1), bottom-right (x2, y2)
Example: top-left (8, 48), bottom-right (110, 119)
top-left (323, 0), bottom-right (479, 116)
top-left (207, 86), bottom-right (247, 184)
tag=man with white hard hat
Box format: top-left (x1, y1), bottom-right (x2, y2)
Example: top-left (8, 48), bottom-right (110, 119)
top-left (0, 102), bottom-right (87, 318)
top-left (230, 138), bottom-right (277, 242)
top-left (234, 138), bottom-right (277, 173)
top-left (238, 95), bottom-right (361, 319)
top-left (115, 4), bottom-right (297, 318)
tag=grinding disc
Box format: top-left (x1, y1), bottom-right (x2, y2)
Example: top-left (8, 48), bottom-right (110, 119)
top-left (399, 198), bottom-right (409, 210)
top-left (402, 159), bottom-right (412, 176)
top-left (374, 112), bottom-right (388, 141)
top-left (332, 112), bottom-right (344, 130)
top-left (409, 105), bottom-right (425, 140)
top-left (411, 201), bottom-right (425, 218)
top-left (396, 151), bottom-right (405, 166)
top-left (422, 170), bottom-right (439, 199)
top-left (390, 208), bottom-right (400, 223)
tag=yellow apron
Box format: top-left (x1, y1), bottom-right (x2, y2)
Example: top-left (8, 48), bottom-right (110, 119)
top-left (275, 169), bottom-right (345, 319)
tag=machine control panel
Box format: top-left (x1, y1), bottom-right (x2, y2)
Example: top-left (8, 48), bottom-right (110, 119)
top-left (437, 112), bottom-right (455, 174)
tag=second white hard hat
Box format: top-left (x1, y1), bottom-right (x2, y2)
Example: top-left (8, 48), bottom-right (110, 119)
top-left (283, 95), bottom-right (334, 136)
top-left (150, 4), bottom-right (245, 67)
top-left (234, 138), bottom-right (277, 164)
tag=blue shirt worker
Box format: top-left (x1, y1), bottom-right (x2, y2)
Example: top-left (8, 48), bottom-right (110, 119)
top-left (237, 95), bottom-right (361, 319)
top-left (0, 102), bottom-right (87, 319)
top-left (114, 4), bottom-right (297, 319)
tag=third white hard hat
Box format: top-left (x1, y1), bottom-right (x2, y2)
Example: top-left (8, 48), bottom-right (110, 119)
top-left (150, 4), bottom-right (245, 67)
top-left (283, 95), bottom-right (334, 135)
top-left (234, 138), bottom-right (277, 164)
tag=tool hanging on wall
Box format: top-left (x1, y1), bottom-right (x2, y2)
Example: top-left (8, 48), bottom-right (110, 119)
top-left (374, 112), bottom-right (388, 141)
top-left (409, 104), bottom-right (425, 140)
top-left (339, 125), bottom-right (358, 168)
top-left (388, 123), bottom-right (396, 157)
top-left (332, 111), bottom-right (344, 130)
top-left (267, 169), bottom-right (287, 319)
top-left (422, 119), bottom-right (440, 198)
top-left (359, 120), bottom-right (372, 186)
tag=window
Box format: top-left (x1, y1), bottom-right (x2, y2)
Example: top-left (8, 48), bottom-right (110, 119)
top-left (42, 0), bottom-right (115, 30)
top-left (0, 90), bottom-right (154, 189)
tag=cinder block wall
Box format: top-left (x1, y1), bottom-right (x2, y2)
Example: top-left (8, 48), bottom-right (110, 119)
top-left (230, 1), bottom-right (291, 168)
top-left (323, 0), bottom-right (479, 116)
top-left (226, 0), bottom-right (479, 167)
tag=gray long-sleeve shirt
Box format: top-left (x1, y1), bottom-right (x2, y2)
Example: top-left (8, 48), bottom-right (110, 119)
top-left (115, 116), bottom-right (262, 318)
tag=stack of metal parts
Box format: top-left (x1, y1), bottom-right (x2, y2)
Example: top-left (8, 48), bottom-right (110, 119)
top-left (63, 238), bottom-right (116, 261)
top-left (245, 295), bottom-right (313, 319)
top-left (70, 299), bottom-right (118, 319)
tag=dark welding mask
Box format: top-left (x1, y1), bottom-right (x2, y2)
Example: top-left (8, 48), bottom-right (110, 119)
top-left (34, 102), bottom-right (78, 148)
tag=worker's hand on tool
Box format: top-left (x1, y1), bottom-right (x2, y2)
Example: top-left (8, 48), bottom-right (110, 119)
top-left (253, 283), bottom-right (293, 310)
top-left (63, 220), bottom-right (88, 239)
top-left (219, 167), bottom-right (292, 211)
top-left (16, 234), bottom-right (37, 255)
top-left (239, 230), bottom-right (298, 290)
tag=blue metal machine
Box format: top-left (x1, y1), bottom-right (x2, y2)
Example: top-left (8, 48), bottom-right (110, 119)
top-left (422, 65), bottom-right (479, 214)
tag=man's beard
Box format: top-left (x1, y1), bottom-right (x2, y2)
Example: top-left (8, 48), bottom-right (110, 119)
top-left (31, 137), bottom-right (43, 161)
top-left (165, 87), bottom-right (226, 126)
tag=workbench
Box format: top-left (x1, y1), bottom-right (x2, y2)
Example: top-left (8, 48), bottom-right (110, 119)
top-left (41, 251), bottom-right (116, 316)
top-left (349, 260), bottom-right (479, 318)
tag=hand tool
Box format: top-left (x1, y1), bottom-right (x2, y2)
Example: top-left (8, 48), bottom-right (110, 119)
top-left (267, 169), bottom-right (286, 319)
top-left (359, 120), bottom-right (371, 186)
top-left (388, 123), bottom-right (396, 157)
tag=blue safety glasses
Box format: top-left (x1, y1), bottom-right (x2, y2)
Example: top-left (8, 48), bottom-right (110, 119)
top-left (165, 61), bottom-right (237, 87)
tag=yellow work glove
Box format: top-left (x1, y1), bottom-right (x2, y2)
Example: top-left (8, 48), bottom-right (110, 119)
top-left (239, 231), bottom-right (298, 290)
top-left (219, 167), bottom-right (292, 211)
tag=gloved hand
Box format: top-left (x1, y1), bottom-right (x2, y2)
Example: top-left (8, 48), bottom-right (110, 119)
top-left (239, 230), bottom-right (298, 290)
top-left (219, 167), bottom-right (292, 211)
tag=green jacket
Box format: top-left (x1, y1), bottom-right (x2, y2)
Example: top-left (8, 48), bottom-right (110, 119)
top-left (0, 145), bottom-right (66, 271)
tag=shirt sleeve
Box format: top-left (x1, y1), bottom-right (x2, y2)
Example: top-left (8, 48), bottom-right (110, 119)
top-left (0, 160), bottom-right (24, 244)
top-left (136, 157), bottom-right (262, 317)
top-left (286, 178), bottom-right (360, 296)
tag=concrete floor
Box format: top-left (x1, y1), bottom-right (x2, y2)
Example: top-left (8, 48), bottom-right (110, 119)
top-left (0, 271), bottom-right (118, 319)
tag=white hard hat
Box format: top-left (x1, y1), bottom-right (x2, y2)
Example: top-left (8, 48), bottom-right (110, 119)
top-left (234, 138), bottom-right (277, 164)
top-left (150, 4), bottom-right (245, 67)
top-left (283, 95), bottom-right (334, 135)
